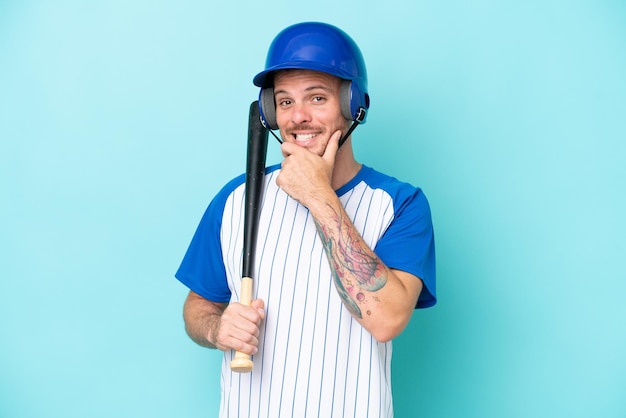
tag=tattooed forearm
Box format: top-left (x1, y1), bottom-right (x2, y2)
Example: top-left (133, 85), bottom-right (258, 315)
top-left (314, 205), bottom-right (388, 317)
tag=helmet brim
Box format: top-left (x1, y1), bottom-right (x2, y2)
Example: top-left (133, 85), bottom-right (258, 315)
top-left (253, 61), bottom-right (361, 88)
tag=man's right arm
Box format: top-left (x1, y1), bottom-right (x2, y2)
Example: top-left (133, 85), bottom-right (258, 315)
top-left (183, 291), bottom-right (227, 349)
top-left (182, 290), bottom-right (265, 354)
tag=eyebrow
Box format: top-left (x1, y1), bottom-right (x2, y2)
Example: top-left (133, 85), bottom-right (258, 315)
top-left (274, 85), bottom-right (334, 96)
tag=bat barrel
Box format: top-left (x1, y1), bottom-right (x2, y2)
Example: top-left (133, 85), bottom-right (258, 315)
top-left (242, 100), bottom-right (268, 278)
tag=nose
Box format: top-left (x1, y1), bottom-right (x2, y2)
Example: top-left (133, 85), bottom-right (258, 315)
top-left (290, 102), bottom-right (312, 125)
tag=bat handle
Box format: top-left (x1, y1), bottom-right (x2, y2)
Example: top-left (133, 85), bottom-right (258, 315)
top-left (229, 277), bottom-right (254, 373)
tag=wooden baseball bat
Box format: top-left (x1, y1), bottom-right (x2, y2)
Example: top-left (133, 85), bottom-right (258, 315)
top-left (230, 101), bottom-right (268, 373)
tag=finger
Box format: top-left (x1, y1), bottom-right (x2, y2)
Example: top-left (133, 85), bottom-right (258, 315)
top-left (226, 328), bottom-right (260, 355)
top-left (213, 319), bottom-right (260, 354)
top-left (322, 130), bottom-right (342, 164)
top-left (236, 303), bottom-right (264, 324)
top-left (234, 340), bottom-right (259, 355)
top-left (250, 299), bottom-right (266, 319)
top-left (281, 141), bottom-right (301, 158)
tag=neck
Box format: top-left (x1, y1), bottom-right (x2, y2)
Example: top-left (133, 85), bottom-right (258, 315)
top-left (331, 139), bottom-right (362, 190)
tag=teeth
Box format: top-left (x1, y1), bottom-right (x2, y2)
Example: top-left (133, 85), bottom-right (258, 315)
top-left (295, 133), bottom-right (316, 141)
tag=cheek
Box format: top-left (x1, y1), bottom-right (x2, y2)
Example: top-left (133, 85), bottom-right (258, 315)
top-left (317, 110), bottom-right (345, 130)
top-left (333, 117), bottom-right (351, 133)
top-left (274, 109), bottom-right (288, 127)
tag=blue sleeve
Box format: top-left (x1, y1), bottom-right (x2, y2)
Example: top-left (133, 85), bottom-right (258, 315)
top-left (374, 188), bottom-right (436, 309)
top-left (175, 176), bottom-right (244, 303)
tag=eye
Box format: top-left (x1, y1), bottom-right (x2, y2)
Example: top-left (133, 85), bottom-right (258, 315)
top-left (311, 95), bottom-right (325, 103)
top-left (278, 98), bottom-right (292, 107)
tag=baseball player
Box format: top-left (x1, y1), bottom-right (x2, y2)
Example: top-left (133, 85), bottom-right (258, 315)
top-left (176, 21), bottom-right (436, 418)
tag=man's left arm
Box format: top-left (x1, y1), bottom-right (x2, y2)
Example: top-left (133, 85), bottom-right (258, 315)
top-left (311, 197), bottom-right (423, 342)
top-left (277, 132), bottom-right (424, 341)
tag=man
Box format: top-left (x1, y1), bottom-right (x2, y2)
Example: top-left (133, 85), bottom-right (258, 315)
top-left (176, 22), bottom-right (436, 418)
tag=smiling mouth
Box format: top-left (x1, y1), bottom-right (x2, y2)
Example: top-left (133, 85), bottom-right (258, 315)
top-left (294, 133), bottom-right (318, 142)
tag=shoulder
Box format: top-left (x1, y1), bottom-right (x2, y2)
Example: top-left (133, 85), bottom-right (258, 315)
top-left (204, 163), bottom-right (282, 220)
top-left (353, 165), bottom-right (430, 211)
top-left (362, 165), bottom-right (419, 190)
top-left (211, 164), bottom-right (281, 206)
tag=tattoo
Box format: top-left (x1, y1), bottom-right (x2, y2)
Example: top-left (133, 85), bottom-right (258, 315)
top-left (315, 205), bottom-right (388, 318)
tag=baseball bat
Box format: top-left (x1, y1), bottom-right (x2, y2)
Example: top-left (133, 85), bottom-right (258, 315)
top-left (230, 100), bottom-right (268, 373)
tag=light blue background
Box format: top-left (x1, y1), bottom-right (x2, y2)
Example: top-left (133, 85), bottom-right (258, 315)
top-left (1, 1), bottom-right (625, 417)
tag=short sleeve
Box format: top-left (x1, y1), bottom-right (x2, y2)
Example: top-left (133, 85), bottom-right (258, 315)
top-left (374, 189), bottom-right (436, 308)
top-left (175, 176), bottom-right (245, 302)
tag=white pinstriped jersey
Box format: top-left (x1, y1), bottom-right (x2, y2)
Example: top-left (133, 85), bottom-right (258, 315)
top-left (177, 164), bottom-right (436, 418)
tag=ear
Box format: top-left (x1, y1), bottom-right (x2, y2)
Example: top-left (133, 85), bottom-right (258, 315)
top-left (259, 88), bottom-right (278, 130)
top-left (340, 80), bottom-right (369, 123)
top-left (339, 80), bottom-right (354, 121)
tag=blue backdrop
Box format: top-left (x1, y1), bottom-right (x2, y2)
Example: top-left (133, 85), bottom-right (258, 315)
top-left (1, 1), bottom-right (625, 417)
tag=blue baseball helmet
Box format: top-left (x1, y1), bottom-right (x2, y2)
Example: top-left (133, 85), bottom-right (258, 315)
top-left (254, 22), bottom-right (370, 129)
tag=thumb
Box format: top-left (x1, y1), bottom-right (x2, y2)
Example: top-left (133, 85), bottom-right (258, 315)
top-left (251, 298), bottom-right (265, 319)
top-left (323, 130), bottom-right (342, 164)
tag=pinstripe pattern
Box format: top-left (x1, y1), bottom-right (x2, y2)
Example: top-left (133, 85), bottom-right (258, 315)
top-left (218, 167), bottom-right (396, 418)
